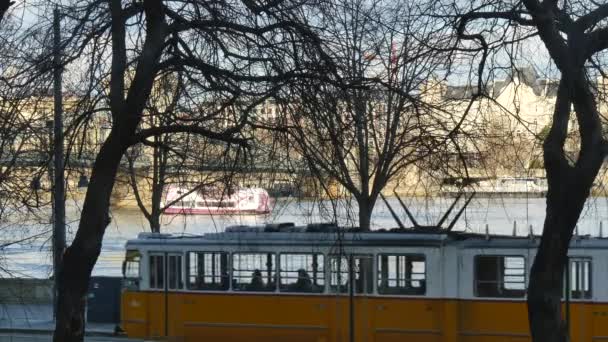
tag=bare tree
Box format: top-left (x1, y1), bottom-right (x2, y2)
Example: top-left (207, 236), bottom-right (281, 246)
top-left (277, 0), bottom-right (451, 230)
top-left (29, 0), bottom-right (329, 340)
top-left (443, 0), bottom-right (608, 340)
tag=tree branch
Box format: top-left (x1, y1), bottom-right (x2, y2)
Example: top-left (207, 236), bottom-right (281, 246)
top-left (543, 77), bottom-right (571, 177)
top-left (109, 0), bottom-right (126, 123)
top-left (585, 27), bottom-right (608, 58)
top-left (0, 0), bottom-right (13, 24)
top-left (576, 4), bottom-right (608, 31)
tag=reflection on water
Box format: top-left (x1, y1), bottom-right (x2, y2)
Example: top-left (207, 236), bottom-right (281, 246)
top-left (3, 196), bottom-right (608, 278)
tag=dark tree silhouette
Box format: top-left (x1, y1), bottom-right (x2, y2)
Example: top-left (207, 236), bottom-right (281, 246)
top-left (447, 0), bottom-right (608, 340)
top-left (42, 0), bottom-right (328, 340)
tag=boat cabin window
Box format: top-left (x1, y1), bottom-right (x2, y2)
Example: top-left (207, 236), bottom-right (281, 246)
top-left (149, 254), bottom-right (165, 290)
top-left (187, 252), bottom-right (229, 291)
top-left (168, 254), bottom-right (184, 290)
top-left (233, 253), bottom-right (276, 292)
top-left (279, 254), bottom-right (325, 293)
top-left (197, 200), bottom-right (236, 208)
top-left (377, 254), bottom-right (426, 295)
top-left (568, 258), bottom-right (592, 299)
top-left (180, 201), bottom-right (194, 208)
top-left (474, 255), bottom-right (526, 298)
top-left (330, 255), bottom-right (373, 294)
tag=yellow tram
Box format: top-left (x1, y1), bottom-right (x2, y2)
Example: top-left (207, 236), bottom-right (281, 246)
top-left (120, 223), bottom-right (601, 341)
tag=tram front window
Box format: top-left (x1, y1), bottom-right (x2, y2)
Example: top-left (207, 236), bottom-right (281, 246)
top-left (187, 252), bottom-right (229, 291)
top-left (233, 253), bottom-right (276, 292)
top-left (279, 254), bottom-right (325, 293)
top-left (122, 250), bottom-right (141, 290)
top-left (330, 255), bottom-right (372, 294)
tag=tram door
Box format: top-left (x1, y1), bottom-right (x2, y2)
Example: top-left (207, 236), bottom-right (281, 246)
top-left (564, 257), bottom-right (592, 342)
top-left (330, 255), bottom-right (373, 342)
top-left (147, 252), bottom-right (184, 339)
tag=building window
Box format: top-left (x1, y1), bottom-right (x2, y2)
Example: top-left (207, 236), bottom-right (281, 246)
top-left (377, 254), bottom-right (426, 295)
top-left (475, 255), bottom-right (526, 298)
top-left (232, 253), bottom-right (276, 292)
top-left (167, 254), bottom-right (183, 290)
top-left (187, 252), bottom-right (229, 291)
top-left (568, 258), bottom-right (592, 299)
top-left (149, 254), bottom-right (165, 290)
top-left (279, 254), bottom-right (324, 293)
top-left (329, 255), bottom-right (373, 294)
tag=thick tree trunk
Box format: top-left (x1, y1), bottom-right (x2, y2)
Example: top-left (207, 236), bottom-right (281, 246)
top-left (359, 205), bottom-right (371, 231)
top-left (527, 178), bottom-right (590, 342)
top-left (149, 207), bottom-right (161, 233)
top-left (358, 198), bottom-right (372, 231)
top-left (53, 1), bottom-right (165, 338)
top-left (53, 133), bottom-right (129, 342)
top-left (527, 74), bottom-right (605, 342)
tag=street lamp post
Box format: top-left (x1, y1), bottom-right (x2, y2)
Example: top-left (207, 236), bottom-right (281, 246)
top-left (52, 7), bottom-right (65, 319)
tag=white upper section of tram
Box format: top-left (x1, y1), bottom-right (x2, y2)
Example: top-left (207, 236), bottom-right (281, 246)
top-left (123, 223), bottom-right (604, 302)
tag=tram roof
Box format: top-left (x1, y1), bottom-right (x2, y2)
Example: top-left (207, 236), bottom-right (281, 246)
top-left (124, 223), bottom-right (608, 250)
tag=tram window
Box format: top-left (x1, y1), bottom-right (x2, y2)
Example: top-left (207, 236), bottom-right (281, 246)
top-left (377, 254), bottom-right (426, 295)
top-left (122, 250), bottom-right (141, 290)
top-left (329, 255), bottom-right (373, 294)
top-left (567, 258), bottom-right (592, 299)
top-left (232, 253), bottom-right (276, 292)
top-left (279, 254), bottom-right (324, 293)
top-left (168, 254), bottom-right (183, 290)
top-left (474, 255), bottom-right (526, 298)
top-left (123, 250), bottom-right (141, 279)
top-left (187, 252), bottom-right (229, 291)
top-left (149, 254), bottom-right (165, 290)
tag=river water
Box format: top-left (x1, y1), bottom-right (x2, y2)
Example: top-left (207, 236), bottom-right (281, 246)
top-left (3, 196), bottom-right (608, 278)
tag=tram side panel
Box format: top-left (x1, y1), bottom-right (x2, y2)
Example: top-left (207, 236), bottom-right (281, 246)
top-left (370, 297), bottom-right (442, 342)
top-left (369, 247), bottom-right (443, 342)
top-left (180, 293), bottom-right (331, 342)
top-left (456, 249), bottom-right (530, 342)
top-left (590, 251), bottom-right (608, 341)
top-left (146, 291), bottom-right (168, 338)
top-left (458, 300), bottom-right (529, 342)
top-left (589, 302), bottom-right (608, 341)
top-left (120, 290), bottom-right (149, 339)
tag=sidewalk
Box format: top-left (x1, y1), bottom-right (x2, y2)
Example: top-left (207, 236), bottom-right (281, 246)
top-left (0, 304), bottom-right (139, 341)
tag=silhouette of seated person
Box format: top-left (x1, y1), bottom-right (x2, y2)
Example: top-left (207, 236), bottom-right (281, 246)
top-left (220, 271), bottom-right (229, 290)
top-left (289, 269), bottom-right (313, 292)
top-left (247, 269), bottom-right (266, 291)
top-left (354, 273), bottom-right (372, 294)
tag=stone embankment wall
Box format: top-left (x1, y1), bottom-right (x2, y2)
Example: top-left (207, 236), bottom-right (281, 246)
top-left (0, 278), bottom-right (52, 304)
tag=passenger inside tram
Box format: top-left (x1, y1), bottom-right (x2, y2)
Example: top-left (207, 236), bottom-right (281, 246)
top-left (247, 269), bottom-right (265, 291)
top-left (290, 269), bottom-right (313, 292)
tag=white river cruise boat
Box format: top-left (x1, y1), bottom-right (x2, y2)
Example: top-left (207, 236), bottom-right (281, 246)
top-left (163, 186), bottom-right (272, 215)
